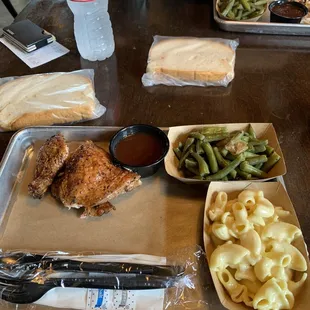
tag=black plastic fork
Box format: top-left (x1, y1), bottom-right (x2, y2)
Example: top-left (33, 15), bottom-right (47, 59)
top-left (0, 253), bottom-right (185, 280)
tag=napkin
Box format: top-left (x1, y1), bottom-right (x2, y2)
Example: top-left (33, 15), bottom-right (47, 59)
top-left (0, 37), bottom-right (69, 68)
top-left (35, 254), bottom-right (166, 310)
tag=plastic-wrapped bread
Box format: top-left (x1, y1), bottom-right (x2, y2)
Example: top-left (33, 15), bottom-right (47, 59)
top-left (0, 70), bottom-right (105, 131)
top-left (142, 36), bottom-right (239, 87)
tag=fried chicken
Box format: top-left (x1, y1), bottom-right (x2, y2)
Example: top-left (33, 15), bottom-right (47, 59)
top-left (28, 134), bottom-right (69, 199)
top-left (51, 141), bottom-right (141, 217)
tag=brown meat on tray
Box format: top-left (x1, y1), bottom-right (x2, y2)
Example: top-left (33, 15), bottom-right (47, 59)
top-left (51, 141), bottom-right (141, 217)
top-left (28, 134), bottom-right (69, 199)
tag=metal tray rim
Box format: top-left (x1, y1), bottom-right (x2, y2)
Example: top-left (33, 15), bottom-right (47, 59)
top-left (213, 0), bottom-right (310, 35)
top-left (0, 126), bottom-right (171, 178)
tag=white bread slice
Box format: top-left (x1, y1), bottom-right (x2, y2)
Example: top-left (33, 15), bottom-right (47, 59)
top-left (0, 73), bottom-right (96, 131)
top-left (146, 38), bottom-right (235, 83)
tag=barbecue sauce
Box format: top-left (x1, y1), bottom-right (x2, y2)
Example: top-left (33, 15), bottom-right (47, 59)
top-left (271, 3), bottom-right (305, 18)
top-left (115, 133), bottom-right (164, 166)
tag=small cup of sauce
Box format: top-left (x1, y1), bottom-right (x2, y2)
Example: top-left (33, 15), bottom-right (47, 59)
top-left (269, 0), bottom-right (308, 23)
top-left (109, 124), bottom-right (170, 178)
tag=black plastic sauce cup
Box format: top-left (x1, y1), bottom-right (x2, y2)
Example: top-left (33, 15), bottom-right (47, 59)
top-left (109, 124), bottom-right (170, 178)
top-left (269, 0), bottom-right (308, 24)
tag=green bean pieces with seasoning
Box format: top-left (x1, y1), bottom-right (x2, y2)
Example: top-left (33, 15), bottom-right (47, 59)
top-left (218, 0), bottom-right (267, 20)
top-left (174, 125), bottom-right (281, 180)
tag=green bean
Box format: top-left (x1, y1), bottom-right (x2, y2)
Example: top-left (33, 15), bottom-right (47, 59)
top-left (189, 132), bottom-right (205, 140)
top-left (196, 140), bottom-right (204, 154)
top-left (229, 131), bottom-right (244, 143)
top-left (227, 151), bottom-right (258, 160)
top-left (216, 136), bottom-right (231, 147)
top-left (233, 0), bottom-right (240, 7)
top-left (254, 4), bottom-right (263, 10)
top-left (261, 152), bottom-right (281, 173)
top-left (185, 162), bottom-right (200, 176)
top-left (185, 158), bottom-right (198, 168)
top-left (240, 0), bottom-right (251, 11)
top-left (190, 152), bottom-right (210, 176)
top-left (256, 5), bottom-right (266, 14)
top-left (236, 167), bottom-right (252, 180)
top-left (243, 151), bottom-right (258, 158)
top-left (173, 147), bottom-right (182, 160)
top-left (241, 136), bottom-right (250, 142)
top-left (213, 147), bottom-right (228, 168)
top-left (232, 7), bottom-right (238, 15)
top-left (178, 142), bottom-right (183, 150)
top-left (253, 145), bottom-right (266, 153)
top-left (204, 154), bottom-right (245, 181)
top-left (182, 137), bottom-right (195, 155)
top-left (213, 147), bottom-right (237, 179)
top-left (254, 0), bottom-right (267, 5)
top-left (235, 9), bottom-right (243, 20)
top-left (246, 155), bottom-right (268, 166)
top-left (220, 148), bottom-right (229, 157)
top-left (247, 144), bottom-right (255, 152)
top-left (179, 145), bottom-right (194, 169)
top-left (227, 10), bottom-right (235, 18)
top-left (255, 162), bottom-right (263, 170)
top-left (221, 176), bottom-right (229, 181)
top-left (202, 142), bottom-right (219, 174)
top-left (248, 139), bottom-right (268, 146)
top-left (203, 133), bottom-right (230, 142)
top-left (225, 153), bottom-right (237, 161)
top-left (242, 8), bottom-right (256, 17)
top-left (200, 126), bottom-right (228, 135)
top-left (240, 161), bottom-right (268, 178)
top-left (265, 145), bottom-right (274, 156)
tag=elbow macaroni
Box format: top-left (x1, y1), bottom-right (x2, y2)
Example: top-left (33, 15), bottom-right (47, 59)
top-left (208, 190), bottom-right (307, 310)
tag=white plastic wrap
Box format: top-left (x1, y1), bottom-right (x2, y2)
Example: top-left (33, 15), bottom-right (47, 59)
top-left (0, 247), bottom-right (208, 309)
top-left (142, 36), bottom-right (239, 87)
top-left (0, 69), bottom-right (106, 131)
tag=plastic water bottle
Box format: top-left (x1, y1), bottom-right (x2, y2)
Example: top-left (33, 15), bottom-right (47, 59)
top-left (67, 0), bottom-right (115, 61)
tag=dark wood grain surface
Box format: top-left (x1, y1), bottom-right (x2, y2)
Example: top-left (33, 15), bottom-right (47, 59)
top-left (0, 1), bottom-right (309, 306)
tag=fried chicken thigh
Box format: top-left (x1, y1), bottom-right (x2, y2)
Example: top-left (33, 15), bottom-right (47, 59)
top-left (28, 134), bottom-right (69, 199)
top-left (51, 141), bottom-right (141, 215)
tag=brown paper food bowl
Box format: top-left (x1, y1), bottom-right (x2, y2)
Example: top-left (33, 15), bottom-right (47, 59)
top-left (164, 123), bottom-right (286, 184)
top-left (216, 1), bottom-right (267, 22)
top-left (203, 181), bottom-right (310, 310)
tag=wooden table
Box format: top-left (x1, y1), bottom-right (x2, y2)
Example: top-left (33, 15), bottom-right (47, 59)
top-left (0, 0), bottom-right (309, 304)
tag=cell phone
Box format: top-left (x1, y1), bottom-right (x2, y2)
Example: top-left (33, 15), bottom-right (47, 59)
top-left (3, 19), bottom-right (55, 53)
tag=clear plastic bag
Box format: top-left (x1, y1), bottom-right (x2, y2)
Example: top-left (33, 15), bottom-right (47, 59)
top-left (142, 36), bottom-right (239, 87)
top-left (0, 247), bottom-right (210, 309)
top-left (0, 69), bottom-right (106, 131)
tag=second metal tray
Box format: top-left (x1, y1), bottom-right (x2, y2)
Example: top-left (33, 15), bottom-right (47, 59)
top-left (214, 0), bottom-right (310, 35)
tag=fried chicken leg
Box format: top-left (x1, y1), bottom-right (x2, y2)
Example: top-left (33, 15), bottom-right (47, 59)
top-left (28, 134), bottom-right (69, 199)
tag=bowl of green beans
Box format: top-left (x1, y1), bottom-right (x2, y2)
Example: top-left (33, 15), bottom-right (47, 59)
top-left (216, 0), bottom-right (268, 21)
top-left (164, 123), bottom-right (286, 184)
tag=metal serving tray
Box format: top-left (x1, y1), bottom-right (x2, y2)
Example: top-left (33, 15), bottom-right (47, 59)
top-left (213, 0), bottom-right (310, 35)
top-left (0, 126), bottom-right (286, 309)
